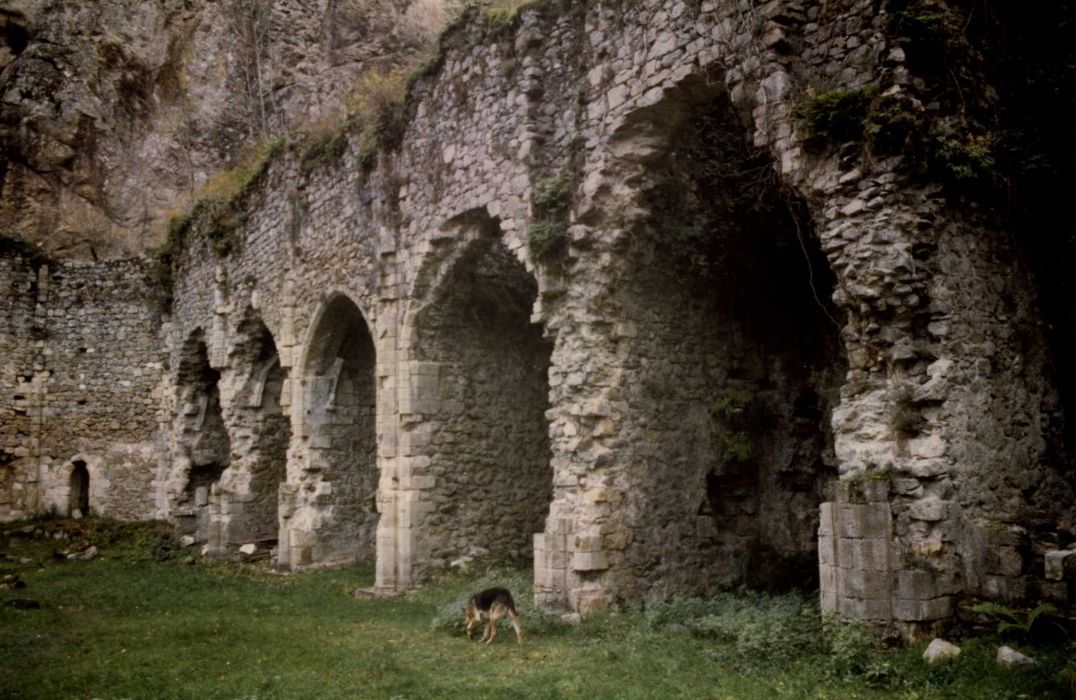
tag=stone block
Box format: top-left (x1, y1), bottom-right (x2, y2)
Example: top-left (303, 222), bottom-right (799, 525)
top-left (818, 535), bottom-right (836, 566)
top-left (573, 588), bottom-right (608, 615)
top-left (835, 504), bottom-right (866, 538)
top-left (852, 538), bottom-right (889, 571)
top-left (1044, 549), bottom-right (1074, 581)
top-left (575, 535), bottom-right (602, 552)
top-left (995, 547), bottom-right (1024, 577)
top-left (842, 569), bottom-right (890, 600)
top-left (897, 569), bottom-right (936, 600)
top-left (908, 498), bottom-right (948, 522)
top-left (572, 551), bottom-right (609, 571)
top-left (923, 638), bottom-right (961, 663)
top-left (982, 575), bottom-right (1027, 602)
top-left (837, 536), bottom-right (854, 569)
top-left (818, 502), bottom-right (835, 536)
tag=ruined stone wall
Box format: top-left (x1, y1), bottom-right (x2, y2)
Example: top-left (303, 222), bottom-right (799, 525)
top-left (0, 254), bottom-right (161, 520)
top-left (0, 253), bottom-right (38, 520)
top-left (149, 0), bottom-right (1073, 628)
top-left (411, 235), bottom-right (553, 574)
top-left (2, 0), bottom-right (1072, 637)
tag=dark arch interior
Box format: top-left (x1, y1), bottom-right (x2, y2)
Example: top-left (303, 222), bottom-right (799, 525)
top-left (69, 460), bottom-right (89, 516)
top-left (617, 80), bottom-right (845, 597)
top-left (175, 333), bottom-right (230, 540)
top-left (303, 295), bottom-right (377, 562)
top-left (412, 231), bottom-right (553, 575)
top-left (225, 315), bottom-right (290, 549)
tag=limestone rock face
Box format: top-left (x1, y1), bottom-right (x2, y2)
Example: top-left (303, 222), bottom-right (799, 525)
top-left (0, 0), bottom-right (431, 259)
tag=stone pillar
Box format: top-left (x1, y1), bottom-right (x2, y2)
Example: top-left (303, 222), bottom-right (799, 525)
top-left (820, 477), bottom-right (958, 639)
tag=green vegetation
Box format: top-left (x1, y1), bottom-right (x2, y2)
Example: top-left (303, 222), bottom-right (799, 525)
top-left (795, 86), bottom-right (877, 148)
top-left (297, 118), bottom-right (350, 175)
top-left (2, 518), bottom-right (1075, 698)
top-left (0, 232), bottom-right (53, 269)
top-left (345, 68), bottom-right (411, 171)
top-left (972, 602), bottom-right (1070, 644)
top-left (711, 389), bottom-right (756, 464)
top-left (527, 171), bottom-right (576, 263)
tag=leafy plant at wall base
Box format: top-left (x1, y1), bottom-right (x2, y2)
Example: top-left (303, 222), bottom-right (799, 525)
top-left (972, 602), bottom-right (1069, 643)
top-left (721, 432), bottom-right (753, 463)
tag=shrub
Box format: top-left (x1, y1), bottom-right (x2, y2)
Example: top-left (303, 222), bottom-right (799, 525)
top-left (929, 127), bottom-right (997, 186)
top-left (646, 590), bottom-right (824, 662)
top-left (796, 87), bottom-right (876, 149)
top-left (148, 533), bottom-right (179, 562)
top-left (526, 171), bottom-right (576, 262)
top-left (298, 116), bottom-right (350, 174)
top-left (345, 68), bottom-right (409, 153)
top-left (972, 602), bottom-right (1069, 644)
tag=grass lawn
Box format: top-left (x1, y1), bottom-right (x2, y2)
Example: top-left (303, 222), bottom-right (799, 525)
top-left (1, 519), bottom-right (1073, 699)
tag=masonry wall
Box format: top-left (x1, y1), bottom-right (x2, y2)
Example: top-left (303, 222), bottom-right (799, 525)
top-left (0, 254), bottom-right (162, 520)
top-left (2, 0), bottom-right (1073, 637)
top-left (0, 253), bottom-right (38, 520)
top-left (410, 235), bottom-right (553, 574)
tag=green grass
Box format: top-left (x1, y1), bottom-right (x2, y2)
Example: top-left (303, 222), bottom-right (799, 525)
top-left (2, 519), bottom-right (1074, 699)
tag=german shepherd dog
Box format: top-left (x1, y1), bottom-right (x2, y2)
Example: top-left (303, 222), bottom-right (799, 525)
top-left (463, 587), bottom-right (523, 645)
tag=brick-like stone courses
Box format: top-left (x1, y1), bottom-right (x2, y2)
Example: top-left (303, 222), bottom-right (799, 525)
top-left (4, 0), bottom-right (1073, 635)
top-left (408, 233), bottom-right (553, 578)
top-left (0, 254), bottom-right (38, 520)
top-left (208, 312), bottom-right (290, 553)
top-left (290, 295), bottom-right (378, 566)
top-left (167, 331), bottom-right (230, 540)
top-left (155, 0), bottom-right (1073, 627)
top-left (0, 257), bottom-right (162, 521)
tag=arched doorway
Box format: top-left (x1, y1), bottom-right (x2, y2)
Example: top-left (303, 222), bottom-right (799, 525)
top-left (407, 220), bottom-right (553, 578)
top-left (215, 312), bottom-right (290, 553)
top-left (171, 330), bottom-right (230, 541)
top-left (69, 460), bottom-right (89, 517)
top-left (607, 72), bottom-right (845, 599)
top-left (296, 294), bottom-right (377, 564)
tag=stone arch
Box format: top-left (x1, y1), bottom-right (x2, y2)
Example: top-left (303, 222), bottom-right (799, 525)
top-left (285, 292), bottom-right (377, 566)
top-left (167, 328), bottom-right (231, 541)
top-left (209, 309), bottom-right (291, 555)
top-left (69, 459), bottom-right (90, 517)
top-left (589, 68), bottom-right (846, 602)
top-left (399, 212), bottom-right (553, 580)
top-left (40, 454), bottom-right (101, 517)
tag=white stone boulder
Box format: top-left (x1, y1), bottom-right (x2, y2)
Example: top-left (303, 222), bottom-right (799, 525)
top-left (179, 535), bottom-right (196, 547)
top-left (238, 543), bottom-right (257, 556)
top-left (923, 638), bottom-right (961, 663)
top-left (997, 646), bottom-right (1036, 668)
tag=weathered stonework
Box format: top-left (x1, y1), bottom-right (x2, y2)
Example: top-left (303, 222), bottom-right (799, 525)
top-left (1, 0), bottom-right (1073, 638)
top-left (0, 255), bottom-right (161, 521)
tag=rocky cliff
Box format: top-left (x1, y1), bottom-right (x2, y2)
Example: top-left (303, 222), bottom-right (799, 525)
top-left (0, 0), bottom-right (444, 259)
